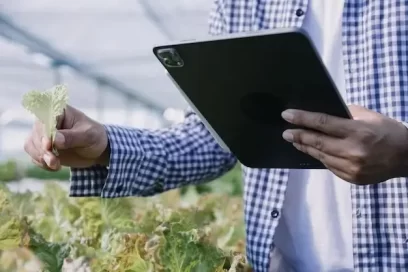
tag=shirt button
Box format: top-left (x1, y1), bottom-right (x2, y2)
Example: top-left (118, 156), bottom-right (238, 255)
top-left (295, 9), bottom-right (305, 17)
top-left (356, 209), bottom-right (361, 218)
top-left (271, 209), bottom-right (280, 218)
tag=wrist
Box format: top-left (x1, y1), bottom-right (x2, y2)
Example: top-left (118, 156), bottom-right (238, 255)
top-left (97, 141), bottom-right (111, 166)
top-left (96, 125), bottom-right (111, 167)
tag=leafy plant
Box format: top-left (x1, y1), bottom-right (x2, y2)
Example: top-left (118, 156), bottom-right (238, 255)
top-left (0, 183), bottom-right (252, 272)
top-left (25, 166), bottom-right (70, 181)
top-left (0, 160), bottom-right (19, 182)
top-left (21, 85), bottom-right (68, 155)
top-left (0, 160), bottom-right (70, 182)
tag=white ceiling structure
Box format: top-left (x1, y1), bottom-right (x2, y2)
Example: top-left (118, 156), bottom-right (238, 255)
top-left (0, 0), bottom-right (214, 128)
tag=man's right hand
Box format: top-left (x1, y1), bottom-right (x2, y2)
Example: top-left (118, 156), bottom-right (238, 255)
top-left (24, 105), bottom-right (110, 171)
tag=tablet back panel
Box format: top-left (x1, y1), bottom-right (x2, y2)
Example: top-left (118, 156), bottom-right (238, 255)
top-left (153, 29), bottom-right (351, 169)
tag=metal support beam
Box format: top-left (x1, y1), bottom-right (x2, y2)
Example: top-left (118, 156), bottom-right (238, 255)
top-left (0, 13), bottom-right (165, 114)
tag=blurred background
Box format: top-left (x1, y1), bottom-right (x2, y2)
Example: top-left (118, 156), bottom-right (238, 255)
top-left (0, 0), bottom-right (243, 195)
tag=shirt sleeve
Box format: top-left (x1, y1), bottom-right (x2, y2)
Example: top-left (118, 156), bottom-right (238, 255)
top-left (69, 0), bottom-right (233, 198)
top-left (69, 108), bottom-right (237, 198)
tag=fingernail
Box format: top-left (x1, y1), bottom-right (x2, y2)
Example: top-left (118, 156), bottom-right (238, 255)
top-left (282, 110), bottom-right (295, 122)
top-left (54, 132), bottom-right (65, 146)
top-left (282, 131), bottom-right (294, 142)
top-left (43, 153), bottom-right (52, 167)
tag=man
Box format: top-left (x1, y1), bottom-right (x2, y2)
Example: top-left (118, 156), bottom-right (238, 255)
top-left (24, 0), bottom-right (408, 271)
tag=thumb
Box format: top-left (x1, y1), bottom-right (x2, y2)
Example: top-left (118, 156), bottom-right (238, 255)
top-left (348, 104), bottom-right (379, 121)
top-left (54, 129), bottom-right (88, 150)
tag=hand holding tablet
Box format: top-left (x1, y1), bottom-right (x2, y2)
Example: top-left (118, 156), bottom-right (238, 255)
top-left (153, 28), bottom-right (351, 169)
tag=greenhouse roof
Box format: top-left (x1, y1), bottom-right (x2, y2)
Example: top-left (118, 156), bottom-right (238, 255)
top-left (0, 0), bottom-right (213, 126)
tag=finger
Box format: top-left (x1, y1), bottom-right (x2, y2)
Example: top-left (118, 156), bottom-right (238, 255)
top-left (292, 143), bottom-right (357, 184)
top-left (24, 137), bottom-right (43, 163)
top-left (282, 109), bottom-right (355, 137)
top-left (31, 158), bottom-right (61, 172)
top-left (283, 129), bottom-right (349, 157)
top-left (56, 108), bottom-right (66, 129)
top-left (348, 104), bottom-right (376, 120)
top-left (42, 151), bottom-right (61, 170)
top-left (41, 135), bottom-right (52, 151)
top-left (33, 121), bottom-right (51, 151)
top-left (292, 143), bottom-right (350, 170)
top-left (34, 120), bottom-right (45, 137)
top-left (25, 137), bottom-right (59, 171)
top-left (54, 128), bottom-right (92, 150)
top-left (31, 133), bottom-right (60, 170)
top-left (32, 129), bottom-right (48, 152)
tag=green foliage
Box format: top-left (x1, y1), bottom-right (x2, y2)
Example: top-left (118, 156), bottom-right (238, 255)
top-left (0, 160), bottom-right (19, 182)
top-left (26, 230), bottom-right (71, 272)
top-left (25, 166), bottom-right (70, 181)
top-left (0, 183), bottom-right (252, 272)
top-left (181, 164), bottom-right (243, 197)
top-left (0, 161), bottom-right (243, 199)
top-left (0, 160), bottom-right (70, 182)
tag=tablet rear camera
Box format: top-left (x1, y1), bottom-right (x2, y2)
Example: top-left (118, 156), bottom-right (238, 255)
top-left (157, 48), bottom-right (184, 68)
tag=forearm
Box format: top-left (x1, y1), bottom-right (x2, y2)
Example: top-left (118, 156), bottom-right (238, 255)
top-left (69, 110), bottom-right (237, 198)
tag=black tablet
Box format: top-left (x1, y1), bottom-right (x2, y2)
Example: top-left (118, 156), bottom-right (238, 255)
top-left (152, 28), bottom-right (351, 169)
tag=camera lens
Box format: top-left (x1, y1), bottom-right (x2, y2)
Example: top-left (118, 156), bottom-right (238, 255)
top-left (164, 58), bottom-right (172, 65)
top-left (157, 48), bottom-right (184, 68)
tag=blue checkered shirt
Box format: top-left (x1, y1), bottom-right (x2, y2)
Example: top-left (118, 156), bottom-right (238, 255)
top-left (70, 1), bottom-right (408, 271)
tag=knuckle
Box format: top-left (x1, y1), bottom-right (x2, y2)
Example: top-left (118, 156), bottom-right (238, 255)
top-left (314, 113), bottom-right (328, 128)
top-left (85, 124), bottom-right (100, 144)
top-left (348, 147), bottom-right (368, 164)
top-left (297, 143), bottom-right (306, 153)
top-left (293, 131), bottom-right (302, 143)
top-left (314, 135), bottom-right (324, 150)
top-left (317, 150), bottom-right (325, 161)
top-left (63, 132), bottom-right (73, 148)
top-left (349, 164), bottom-right (364, 181)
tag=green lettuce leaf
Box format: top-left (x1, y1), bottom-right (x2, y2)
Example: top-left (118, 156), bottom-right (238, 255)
top-left (22, 85), bottom-right (68, 155)
top-left (27, 230), bottom-right (70, 272)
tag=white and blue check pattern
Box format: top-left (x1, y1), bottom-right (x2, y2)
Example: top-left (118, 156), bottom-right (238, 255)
top-left (70, 1), bottom-right (408, 271)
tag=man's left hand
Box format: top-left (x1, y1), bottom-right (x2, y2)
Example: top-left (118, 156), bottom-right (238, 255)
top-left (281, 105), bottom-right (408, 185)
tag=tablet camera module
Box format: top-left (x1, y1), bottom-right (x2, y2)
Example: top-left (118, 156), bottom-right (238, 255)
top-left (157, 48), bottom-right (184, 68)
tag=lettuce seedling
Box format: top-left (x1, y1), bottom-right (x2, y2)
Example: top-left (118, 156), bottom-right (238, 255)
top-left (22, 85), bottom-right (68, 155)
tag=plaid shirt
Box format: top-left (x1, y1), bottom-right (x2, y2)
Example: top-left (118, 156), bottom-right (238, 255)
top-left (70, 1), bottom-right (408, 271)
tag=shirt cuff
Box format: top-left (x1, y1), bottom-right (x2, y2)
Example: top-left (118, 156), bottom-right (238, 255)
top-left (69, 124), bottom-right (145, 198)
